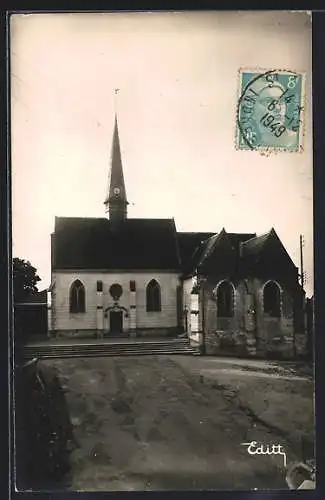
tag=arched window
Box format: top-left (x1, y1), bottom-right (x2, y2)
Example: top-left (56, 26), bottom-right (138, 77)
top-left (263, 281), bottom-right (281, 317)
top-left (146, 279), bottom-right (161, 312)
top-left (217, 281), bottom-right (234, 317)
top-left (69, 280), bottom-right (85, 313)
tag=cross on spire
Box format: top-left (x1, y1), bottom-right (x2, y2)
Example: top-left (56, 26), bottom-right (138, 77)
top-left (114, 88), bottom-right (120, 116)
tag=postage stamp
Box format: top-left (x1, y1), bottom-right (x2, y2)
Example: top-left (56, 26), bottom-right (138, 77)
top-left (236, 69), bottom-right (305, 152)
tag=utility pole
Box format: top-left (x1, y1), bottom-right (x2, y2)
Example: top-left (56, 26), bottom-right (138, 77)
top-left (293, 234), bottom-right (306, 359)
top-left (300, 234), bottom-right (305, 290)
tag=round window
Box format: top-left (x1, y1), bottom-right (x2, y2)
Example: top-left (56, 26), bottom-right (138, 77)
top-left (109, 283), bottom-right (123, 301)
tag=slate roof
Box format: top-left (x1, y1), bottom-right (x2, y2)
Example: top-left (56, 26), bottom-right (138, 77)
top-left (52, 216), bottom-right (291, 277)
top-left (227, 232), bottom-right (257, 251)
top-left (52, 217), bottom-right (181, 270)
top-left (177, 230), bottom-right (256, 274)
top-left (242, 228), bottom-right (298, 274)
top-left (197, 230), bottom-right (257, 268)
top-left (177, 232), bottom-right (215, 273)
top-left (196, 233), bottom-right (222, 267)
top-left (240, 230), bottom-right (272, 257)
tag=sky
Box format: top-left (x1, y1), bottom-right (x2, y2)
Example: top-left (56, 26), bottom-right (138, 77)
top-left (11, 11), bottom-right (313, 296)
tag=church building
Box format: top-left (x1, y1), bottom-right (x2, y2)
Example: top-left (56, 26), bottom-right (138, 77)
top-left (48, 116), bottom-right (307, 359)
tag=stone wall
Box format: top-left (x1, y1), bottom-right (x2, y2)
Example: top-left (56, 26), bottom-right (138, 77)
top-left (50, 329), bottom-right (98, 339)
top-left (204, 329), bottom-right (299, 359)
top-left (133, 327), bottom-right (179, 337)
top-left (205, 330), bottom-right (257, 357)
top-left (51, 327), bottom-right (179, 339)
top-left (295, 333), bottom-right (308, 357)
top-left (201, 277), bottom-right (304, 359)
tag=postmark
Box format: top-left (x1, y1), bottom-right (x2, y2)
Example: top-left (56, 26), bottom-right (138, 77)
top-left (236, 69), bottom-right (305, 153)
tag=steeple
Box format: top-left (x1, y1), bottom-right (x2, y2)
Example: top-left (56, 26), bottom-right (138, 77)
top-left (104, 114), bottom-right (128, 221)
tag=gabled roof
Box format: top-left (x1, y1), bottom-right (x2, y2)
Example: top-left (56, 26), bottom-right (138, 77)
top-left (53, 217), bottom-right (180, 270)
top-left (240, 230), bottom-right (272, 257)
top-left (197, 229), bottom-right (256, 268)
top-left (241, 228), bottom-right (298, 280)
top-left (52, 217), bottom-right (296, 280)
top-left (177, 231), bottom-right (216, 273)
top-left (178, 229), bottom-right (257, 276)
top-left (197, 230), bottom-right (225, 268)
top-left (227, 232), bottom-right (257, 250)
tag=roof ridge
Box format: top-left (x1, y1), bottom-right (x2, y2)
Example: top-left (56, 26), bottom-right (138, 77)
top-left (55, 216), bottom-right (108, 220)
top-left (197, 232), bottom-right (222, 267)
top-left (56, 216), bottom-right (176, 222)
top-left (242, 229), bottom-right (272, 245)
top-left (177, 231), bottom-right (216, 235)
top-left (227, 232), bottom-right (257, 236)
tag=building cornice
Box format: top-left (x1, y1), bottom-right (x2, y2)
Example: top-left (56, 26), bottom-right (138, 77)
top-left (52, 268), bottom-right (181, 274)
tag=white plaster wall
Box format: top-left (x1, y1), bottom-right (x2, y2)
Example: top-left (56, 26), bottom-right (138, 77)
top-left (52, 271), bottom-right (180, 331)
top-left (135, 272), bottom-right (180, 328)
top-left (183, 276), bottom-right (194, 333)
top-left (183, 277), bottom-right (193, 309)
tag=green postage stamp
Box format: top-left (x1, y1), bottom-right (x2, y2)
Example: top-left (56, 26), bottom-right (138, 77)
top-left (236, 69), bottom-right (305, 152)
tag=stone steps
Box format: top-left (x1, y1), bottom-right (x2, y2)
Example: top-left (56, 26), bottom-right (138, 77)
top-left (23, 338), bottom-right (201, 359)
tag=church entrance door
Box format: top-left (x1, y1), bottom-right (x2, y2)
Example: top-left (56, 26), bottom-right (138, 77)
top-left (110, 310), bottom-right (123, 333)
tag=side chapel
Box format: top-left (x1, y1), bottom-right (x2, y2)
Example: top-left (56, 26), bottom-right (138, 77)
top-left (48, 116), bottom-right (306, 358)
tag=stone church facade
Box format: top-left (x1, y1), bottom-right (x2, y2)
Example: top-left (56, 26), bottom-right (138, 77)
top-left (48, 116), bottom-right (307, 358)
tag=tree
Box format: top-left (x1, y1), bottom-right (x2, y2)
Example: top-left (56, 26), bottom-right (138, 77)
top-left (13, 258), bottom-right (41, 302)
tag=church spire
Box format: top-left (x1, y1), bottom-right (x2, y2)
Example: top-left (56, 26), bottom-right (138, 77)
top-left (104, 113), bottom-right (128, 221)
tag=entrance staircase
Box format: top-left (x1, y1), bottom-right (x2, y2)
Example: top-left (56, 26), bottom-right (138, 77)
top-left (23, 337), bottom-right (201, 360)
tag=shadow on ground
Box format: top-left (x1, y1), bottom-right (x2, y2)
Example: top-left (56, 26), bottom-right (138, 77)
top-left (14, 359), bottom-right (76, 491)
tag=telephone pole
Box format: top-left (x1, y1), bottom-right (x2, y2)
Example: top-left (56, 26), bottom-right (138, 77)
top-left (300, 234), bottom-right (304, 290)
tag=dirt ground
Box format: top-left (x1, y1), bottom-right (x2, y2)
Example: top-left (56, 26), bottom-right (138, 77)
top-left (173, 356), bottom-right (315, 459)
top-left (41, 355), bottom-right (315, 492)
